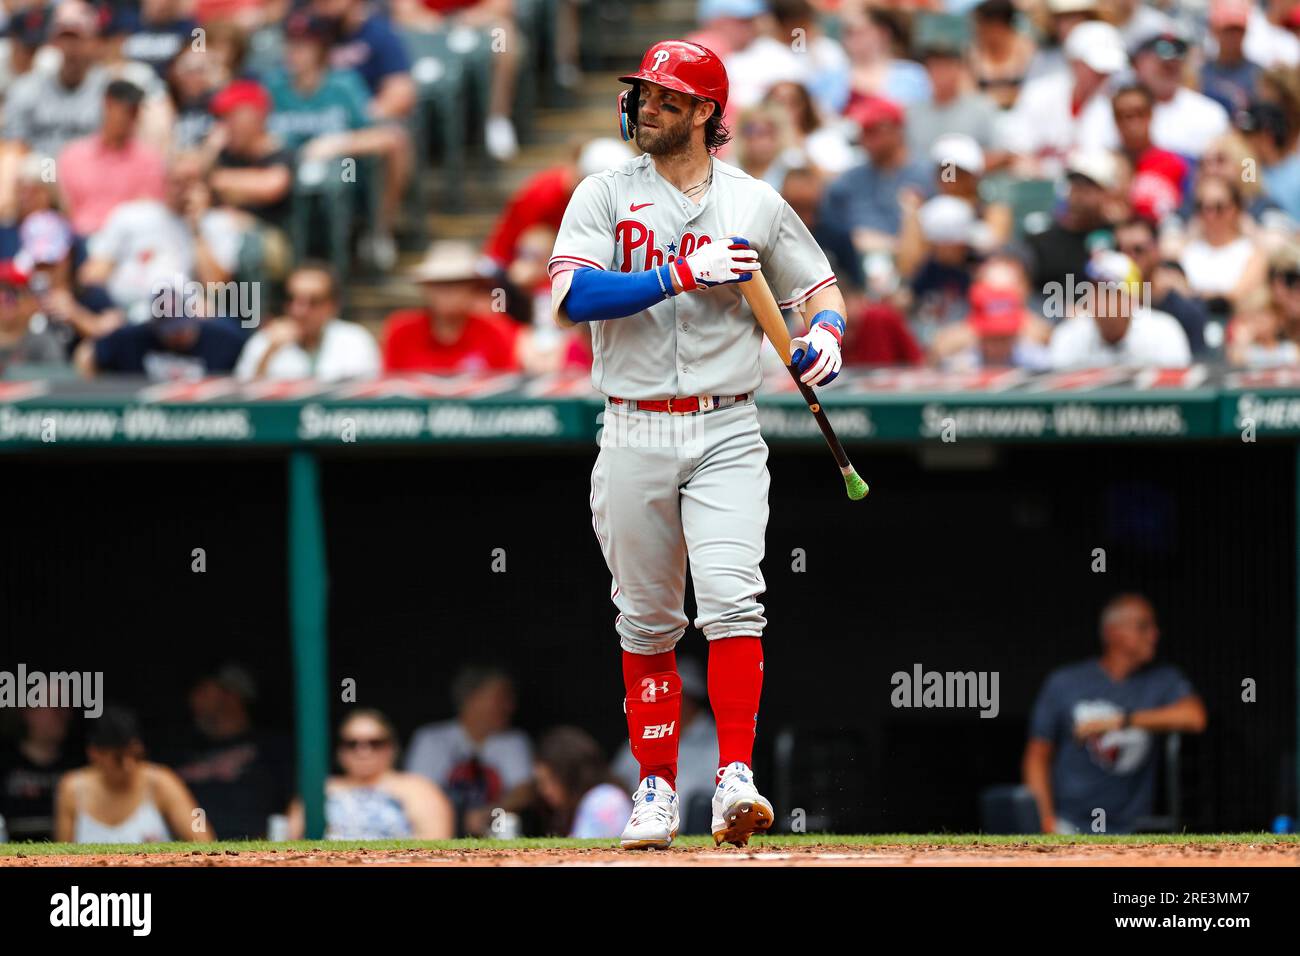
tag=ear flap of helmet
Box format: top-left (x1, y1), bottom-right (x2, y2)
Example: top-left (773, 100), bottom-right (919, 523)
top-left (618, 87), bottom-right (636, 142)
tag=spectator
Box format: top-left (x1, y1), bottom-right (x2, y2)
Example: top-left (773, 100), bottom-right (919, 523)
top-left (1227, 242), bottom-right (1300, 365)
top-left (709, 1), bottom-right (804, 117)
top-left (900, 194), bottom-right (980, 335)
top-left (1109, 0), bottom-right (1177, 50)
top-left (1244, 0), bottom-right (1300, 70)
top-left (1102, 30), bottom-right (1229, 160)
top-left (17, 210), bottom-right (123, 342)
top-left (1235, 101), bottom-right (1300, 223)
top-left (0, 706), bottom-right (78, 842)
top-left (165, 665), bottom-right (294, 840)
top-left (613, 657), bottom-right (717, 831)
top-left (290, 709), bottom-right (454, 840)
top-left (1048, 250), bottom-right (1191, 368)
top-left (1114, 217), bottom-right (1209, 356)
top-left (1179, 175), bottom-right (1267, 319)
top-left (1024, 0), bottom-right (1100, 82)
top-left (906, 13), bottom-right (1000, 157)
top-left (74, 281), bottom-right (249, 379)
top-left (1003, 20), bottom-right (1127, 178)
top-left (405, 665), bottom-right (534, 837)
top-left (1025, 150), bottom-right (1122, 297)
top-left (927, 252), bottom-right (1053, 368)
top-left (382, 241), bottom-right (522, 373)
top-left (54, 706), bottom-right (212, 843)
top-left (734, 102), bottom-right (801, 191)
top-left (1111, 84), bottom-right (1188, 224)
top-left (0, 260), bottom-right (65, 372)
top-left (970, 0), bottom-right (1035, 111)
top-left (205, 80), bottom-right (294, 230)
top-left (390, 0), bottom-right (521, 160)
top-left (1191, 130), bottom-right (1276, 221)
top-left (819, 98), bottom-right (933, 260)
top-left (766, 0), bottom-right (850, 116)
top-left (841, 299), bottom-right (923, 366)
top-left (534, 726), bottom-right (631, 839)
top-left (120, 0), bottom-right (201, 78)
top-left (1022, 594), bottom-right (1207, 834)
top-left (841, 7), bottom-right (930, 109)
top-left (58, 80), bottom-right (167, 238)
top-left (79, 151), bottom-right (242, 322)
top-left (483, 137), bottom-right (632, 271)
top-left (1202, 0), bottom-right (1263, 116)
top-left (763, 81), bottom-right (857, 178)
top-left (929, 133), bottom-right (1011, 245)
top-left (270, 11), bottom-right (411, 268)
top-left (236, 261), bottom-right (380, 380)
top-left (164, 46), bottom-right (223, 152)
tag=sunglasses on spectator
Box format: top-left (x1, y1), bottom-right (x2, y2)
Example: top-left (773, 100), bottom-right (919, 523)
top-left (340, 736), bottom-right (391, 750)
top-left (977, 77), bottom-right (1023, 89)
top-left (1118, 241), bottom-right (1152, 257)
top-left (289, 293), bottom-right (330, 306)
top-left (1195, 200), bottom-right (1232, 214)
top-left (1273, 270), bottom-right (1300, 288)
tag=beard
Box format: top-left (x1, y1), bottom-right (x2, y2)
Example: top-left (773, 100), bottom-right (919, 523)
top-left (635, 111), bottom-right (695, 156)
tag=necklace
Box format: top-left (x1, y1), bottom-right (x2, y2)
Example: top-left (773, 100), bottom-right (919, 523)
top-left (681, 163), bottom-right (714, 199)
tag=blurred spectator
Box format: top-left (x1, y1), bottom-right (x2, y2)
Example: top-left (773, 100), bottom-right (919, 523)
top-left (0, 260), bottom-right (65, 372)
top-left (1235, 101), bottom-right (1300, 223)
top-left (1179, 175), bottom-right (1267, 318)
top-left (900, 194), bottom-right (979, 334)
top-left (1227, 242), bottom-right (1300, 365)
top-left (763, 80), bottom-right (857, 177)
top-left (1114, 217), bottom-right (1209, 356)
top-left (74, 282), bottom-right (249, 379)
top-left (1244, 0), bottom-right (1300, 69)
top-left (1112, 84), bottom-right (1187, 224)
top-left (1025, 150), bottom-right (1121, 295)
top-left (820, 97), bottom-right (933, 260)
top-left (206, 79), bottom-right (293, 228)
top-left (710, 1), bottom-right (803, 116)
top-left (613, 657), bottom-right (717, 830)
top-left (1022, 594), bottom-right (1207, 834)
top-left (120, 0), bottom-right (200, 78)
top-left (734, 102), bottom-right (802, 190)
top-left (58, 80), bottom-right (167, 237)
top-left (271, 11), bottom-right (410, 267)
top-left (194, 0), bottom-right (291, 32)
top-left (1024, 0), bottom-right (1100, 82)
top-left (841, 299), bottom-right (923, 366)
top-left (382, 241), bottom-right (522, 372)
top-left (1202, 0), bottom-right (1262, 116)
top-left (930, 256), bottom-right (1052, 371)
top-left (54, 706), bottom-right (212, 843)
top-left (0, 707), bottom-right (77, 841)
top-left (1109, 0), bottom-right (1176, 49)
top-left (390, 0), bottom-right (521, 160)
top-left (766, 0), bottom-right (850, 116)
top-left (484, 137), bottom-right (632, 271)
top-left (290, 709), bottom-right (454, 840)
top-left (1191, 130), bottom-right (1276, 221)
top-left (314, 0), bottom-right (416, 120)
top-left (236, 261), bottom-right (380, 380)
top-left (1003, 20), bottom-right (1127, 177)
top-left (907, 13), bottom-right (999, 157)
top-left (0, 3), bottom-right (50, 87)
top-left (1101, 30), bottom-right (1229, 159)
top-left (165, 46), bottom-right (223, 151)
top-left (534, 726), bottom-right (631, 839)
top-left (79, 152), bottom-right (242, 321)
top-left (405, 665), bottom-right (533, 837)
top-left (689, 0), bottom-right (765, 59)
top-left (929, 133), bottom-right (1011, 245)
top-left (166, 665), bottom-right (293, 840)
top-left (970, 0), bottom-right (1035, 110)
top-left (841, 7), bottom-right (930, 108)
top-left (1048, 250), bottom-right (1191, 367)
top-left (18, 210), bottom-right (123, 341)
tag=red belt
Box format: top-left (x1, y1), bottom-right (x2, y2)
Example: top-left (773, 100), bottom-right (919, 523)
top-left (608, 394), bottom-right (752, 414)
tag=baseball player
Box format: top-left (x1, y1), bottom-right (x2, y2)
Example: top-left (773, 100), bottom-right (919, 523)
top-left (548, 40), bottom-right (847, 849)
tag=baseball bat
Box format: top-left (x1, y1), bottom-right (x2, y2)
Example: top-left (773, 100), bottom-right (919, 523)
top-left (740, 272), bottom-right (869, 501)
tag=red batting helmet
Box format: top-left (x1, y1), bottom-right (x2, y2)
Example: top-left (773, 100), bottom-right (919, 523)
top-left (617, 40), bottom-right (729, 142)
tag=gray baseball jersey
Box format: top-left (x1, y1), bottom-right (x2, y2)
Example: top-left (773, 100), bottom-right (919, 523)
top-left (549, 152), bottom-right (836, 399)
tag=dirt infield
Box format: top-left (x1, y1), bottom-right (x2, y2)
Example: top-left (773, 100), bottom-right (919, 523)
top-left (5, 841), bottom-right (1298, 867)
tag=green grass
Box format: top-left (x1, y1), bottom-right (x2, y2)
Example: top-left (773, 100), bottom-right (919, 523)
top-left (2, 832), bottom-right (1296, 857)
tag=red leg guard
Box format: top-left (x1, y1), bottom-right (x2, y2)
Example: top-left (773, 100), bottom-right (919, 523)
top-left (708, 636), bottom-right (764, 779)
top-left (623, 650), bottom-right (681, 790)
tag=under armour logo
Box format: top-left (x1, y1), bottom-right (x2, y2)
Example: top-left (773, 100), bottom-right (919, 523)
top-left (652, 50), bottom-right (670, 71)
top-left (640, 678), bottom-right (670, 702)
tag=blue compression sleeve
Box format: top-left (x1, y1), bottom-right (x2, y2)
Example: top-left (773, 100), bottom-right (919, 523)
top-left (564, 266), bottom-right (677, 323)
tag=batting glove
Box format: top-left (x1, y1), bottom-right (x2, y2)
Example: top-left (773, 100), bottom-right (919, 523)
top-left (790, 310), bottom-right (845, 386)
top-left (671, 236), bottom-right (760, 292)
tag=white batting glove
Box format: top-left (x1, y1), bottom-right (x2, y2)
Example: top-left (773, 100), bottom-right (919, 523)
top-left (790, 313), bottom-right (845, 386)
top-left (671, 236), bottom-right (760, 292)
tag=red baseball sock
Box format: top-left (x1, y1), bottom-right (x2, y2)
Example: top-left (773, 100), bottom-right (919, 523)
top-left (623, 649), bottom-right (680, 791)
top-left (708, 636), bottom-right (764, 780)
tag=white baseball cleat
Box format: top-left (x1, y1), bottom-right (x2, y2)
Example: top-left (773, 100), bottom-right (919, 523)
top-left (711, 762), bottom-right (774, 847)
top-left (620, 775), bottom-right (680, 850)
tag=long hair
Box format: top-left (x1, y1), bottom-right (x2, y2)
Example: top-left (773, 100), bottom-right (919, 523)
top-left (705, 105), bottom-right (732, 153)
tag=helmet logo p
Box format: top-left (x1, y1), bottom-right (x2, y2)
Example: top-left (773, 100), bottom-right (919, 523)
top-left (651, 50), bottom-right (670, 72)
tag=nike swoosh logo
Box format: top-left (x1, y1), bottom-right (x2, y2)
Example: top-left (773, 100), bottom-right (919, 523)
top-left (630, 202), bottom-right (654, 211)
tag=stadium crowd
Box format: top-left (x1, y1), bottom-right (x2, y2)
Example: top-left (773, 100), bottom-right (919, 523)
top-left (0, 0), bottom-right (1297, 382)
